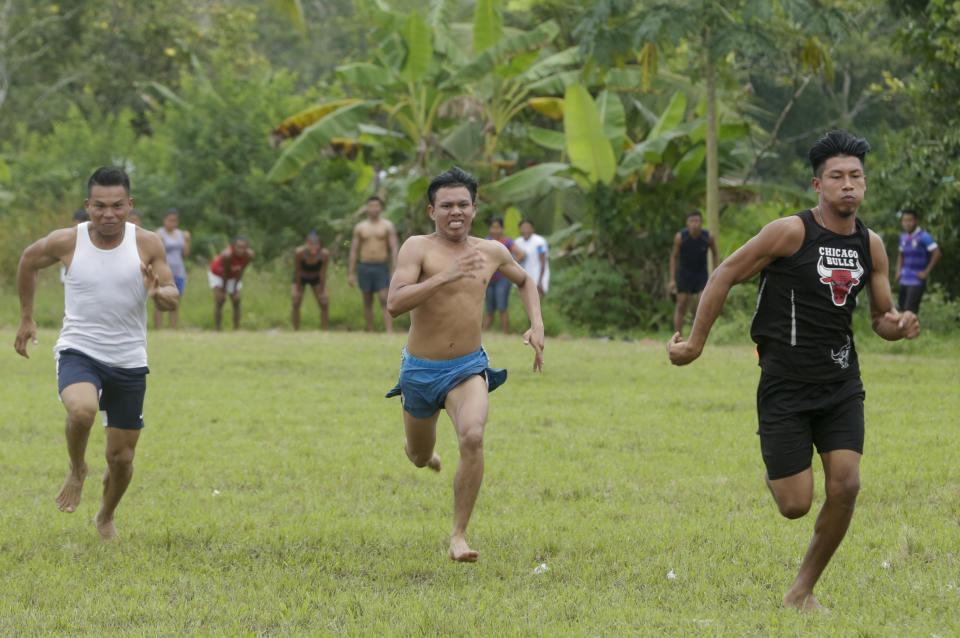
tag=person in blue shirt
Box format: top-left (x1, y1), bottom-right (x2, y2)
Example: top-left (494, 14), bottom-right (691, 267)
top-left (895, 209), bottom-right (941, 314)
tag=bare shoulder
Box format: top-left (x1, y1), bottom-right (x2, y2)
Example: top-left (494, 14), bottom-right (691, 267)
top-left (42, 227), bottom-right (79, 257)
top-left (400, 234), bottom-right (431, 254)
top-left (754, 215), bottom-right (805, 257)
top-left (136, 226), bottom-right (164, 250)
top-left (867, 229), bottom-right (888, 267)
top-left (321, 247), bottom-right (331, 259)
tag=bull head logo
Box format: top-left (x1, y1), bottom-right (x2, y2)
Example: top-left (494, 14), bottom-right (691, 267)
top-left (817, 257), bottom-right (864, 307)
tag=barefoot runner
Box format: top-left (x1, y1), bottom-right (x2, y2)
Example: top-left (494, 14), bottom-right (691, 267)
top-left (385, 166), bottom-right (544, 562)
top-left (15, 167), bottom-right (179, 540)
top-left (666, 131), bottom-right (919, 610)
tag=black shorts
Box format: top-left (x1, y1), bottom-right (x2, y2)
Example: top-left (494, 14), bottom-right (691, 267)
top-left (293, 275), bottom-right (321, 287)
top-left (898, 282), bottom-right (926, 314)
top-left (676, 269), bottom-right (707, 294)
top-left (56, 348), bottom-right (149, 430)
top-left (756, 373), bottom-right (865, 480)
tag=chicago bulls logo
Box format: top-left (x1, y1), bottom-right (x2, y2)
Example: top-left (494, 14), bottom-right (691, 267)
top-left (817, 257), bottom-right (864, 307)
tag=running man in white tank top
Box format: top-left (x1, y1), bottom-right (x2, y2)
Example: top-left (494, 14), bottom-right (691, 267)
top-left (14, 167), bottom-right (179, 541)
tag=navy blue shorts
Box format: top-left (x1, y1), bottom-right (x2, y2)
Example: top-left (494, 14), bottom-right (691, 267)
top-left (357, 261), bottom-right (390, 293)
top-left (385, 347), bottom-right (507, 419)
top-left (756, 373), bottom-right (865, 480)
top-left (485, 277), bottom-right (512, 313)
top-left (56, 348), bottom-right (149, 430)
top-left (173, 276), bottom-right (186, 296)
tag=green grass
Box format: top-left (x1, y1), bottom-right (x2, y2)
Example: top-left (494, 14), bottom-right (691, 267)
top-left (1, 327), bottom-right (958, 636)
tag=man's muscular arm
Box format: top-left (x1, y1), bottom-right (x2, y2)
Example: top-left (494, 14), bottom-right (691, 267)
top-left (138, 229), bottom-right (179, 311)
top-left (14, 229), bottom-right (74, 357)
top-left (386, 238), bottom-right (486, 317)
top-left (499, 243), bottom-right (545, 371)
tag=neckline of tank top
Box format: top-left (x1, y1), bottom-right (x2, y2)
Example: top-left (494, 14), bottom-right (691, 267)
top-left (809, 207), bottom-right (859, 237)
top-left (80, 221), bottom-right (134, 252)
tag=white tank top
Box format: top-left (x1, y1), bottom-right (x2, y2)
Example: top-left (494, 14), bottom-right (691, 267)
top-left (55, 222), bottom-right (148, 368)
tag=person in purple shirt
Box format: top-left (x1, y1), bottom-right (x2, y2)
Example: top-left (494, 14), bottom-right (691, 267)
top-left (895, 209), bottom-right (941, 314)
top-left (483, 216), bottom-right (525, 333)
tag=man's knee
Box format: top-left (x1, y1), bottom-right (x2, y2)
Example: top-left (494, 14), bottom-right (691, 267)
top-left (457, 424), bottom-right (485, 454)
top-left (65, 402), bottom-right (98, 428)
top-left (105, 444), bottom-right (135, 468)
top-left (826, 473), bottom-right (860, 507)
top-left (777, 498), bottom-right (812, 519)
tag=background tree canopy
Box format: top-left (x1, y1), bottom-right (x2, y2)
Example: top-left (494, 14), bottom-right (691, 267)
top-left (1, 0), bottom-right (957, 330)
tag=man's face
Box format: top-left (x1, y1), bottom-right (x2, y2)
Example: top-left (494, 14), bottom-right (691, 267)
top-left (366, 199), bottom-right (382, 220)
top-left (85, 185), bottom-right (132, 237)
top-left (164, 214), bottom-right (179, 230)
top-left (812, 155), bottom-right (866, 216)
top-left (429, 186), bottom-right (476, 241)
top-left (488, 220), bottom-right (504, 238)
top-left (519, 221), bottom-right (534, 239)
top-left (233, 239), bottom-right (249, 256)
top-left (685, 215), bottom-right (703, 234)
top-left (901, 213), bottom-right (918, 234)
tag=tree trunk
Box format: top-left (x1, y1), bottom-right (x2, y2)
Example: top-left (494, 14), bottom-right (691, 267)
top-left (704, 25), bottom-right (719, 269)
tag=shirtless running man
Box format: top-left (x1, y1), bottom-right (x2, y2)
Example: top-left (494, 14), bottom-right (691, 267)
top-left (385, 166), bottom-right (544, 562)
top-left (348, 196), bottom-right (399, 333)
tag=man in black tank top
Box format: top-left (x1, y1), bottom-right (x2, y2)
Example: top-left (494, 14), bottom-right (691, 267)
top-left (668, 210), bottom-right (719, 335)
top-left (666, 131), bottom-right (919, 611)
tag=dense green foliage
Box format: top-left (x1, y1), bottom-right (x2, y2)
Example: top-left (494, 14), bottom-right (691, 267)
top-left (1, 0), bottom-right (957, 331)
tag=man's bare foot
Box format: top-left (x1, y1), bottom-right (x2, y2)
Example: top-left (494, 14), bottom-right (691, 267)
top-left (94, 511), bottom-right (120, 541)
top-left (56, 462), bottom-right (88, 513)
top-left (427, 453), bottom-right (442, 472)
top-left (783, 591), bottom-right (825, 612)
top-left (448, 535), bottom-right (478, 562)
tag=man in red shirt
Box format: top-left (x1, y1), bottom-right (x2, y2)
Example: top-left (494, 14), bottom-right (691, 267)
top-left (208, 236), bottom-right (254, 330)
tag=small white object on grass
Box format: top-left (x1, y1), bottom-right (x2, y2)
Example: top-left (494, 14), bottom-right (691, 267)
top-left (533, 563), bottom-right (550, 575)
top-left (881, 561), bottom-right (890, 569)
top-left (213, 489), bottom-right (221, 496)
top-left (666, 569), bottom-right (677, 580)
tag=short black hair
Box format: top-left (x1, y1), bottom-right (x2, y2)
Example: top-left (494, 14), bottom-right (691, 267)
top-left (366, 196), bottom-right (384, 205)
top-left (164, 207), bottom-right (180, 219)
top-left (427, 166), bottom-right (478, 206)
top-left (519, 219), bottom-right (534, 226)
top-left (808, 130), bottom-right (870, 178)
top-left (900, 208), bottom-right (918, 219)
top-left (72, 209), bottom-right (89, 222)
top-left (489, 216), bottom-right (505, 226)
top-left (232, 235), bottom-right (248, 245)
top-left (129, 209), bottom-right (142, 219)
top-left (687, 210), bottom-right (702, 219)
top-left (87, 166), bottom-right (130, 197)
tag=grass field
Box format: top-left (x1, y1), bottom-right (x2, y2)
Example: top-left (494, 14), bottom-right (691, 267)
top-left (1, 326), bottom-right (958, 636)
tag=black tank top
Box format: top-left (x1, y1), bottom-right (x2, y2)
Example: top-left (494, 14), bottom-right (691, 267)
top-left (750, 209), bottom-right (872, 382)
top-left (299, 253), bottom-right (323, 275)
top-left (678, 228), bottom-right (709, 276)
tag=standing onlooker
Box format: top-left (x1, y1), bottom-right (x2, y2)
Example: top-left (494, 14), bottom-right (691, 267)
top-left (895, 209), bottom-right (941, 314)
top-left (291, 231), bottom-right (330, 330)
top-left (668, 210), bottom-right (719, 337)
top-left (128, 209), bottom-right (143, 227)
top-left (155, 208), bottom-right (191, 329)
top-left (348, 196), bottom-right (399, 333)
top-left (514, 219), bottom-right (550, 298)
top-left (483, 216), bottom-right (525, 333)
top-left (208, 236), bottom-right (253, 331)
